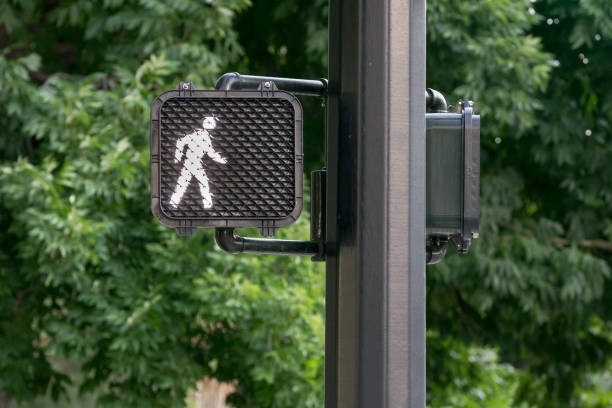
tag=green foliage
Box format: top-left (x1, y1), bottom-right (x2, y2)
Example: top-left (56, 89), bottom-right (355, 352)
top-left (427, 331), bottom-right (529, 408)
top-left (233, 0), bottom-right (328, 171)
top-left (578, 361), bottom-right (612, 408)
top-left (427, 0), bottom-right (612, 406)
top-left (1, 0), bottom-right (611, 407)
top-left (0, 51), bottom-right (324, 406)
top-left (427, 0), bottom-right (552, 139)
top-left (0, 2), bottom-right (322, 407)
top-left (1, 0), bottom-right (250, 85)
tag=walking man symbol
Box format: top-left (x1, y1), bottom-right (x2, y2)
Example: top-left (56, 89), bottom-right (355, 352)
top-left (170, 116), bottom-right (227, 209)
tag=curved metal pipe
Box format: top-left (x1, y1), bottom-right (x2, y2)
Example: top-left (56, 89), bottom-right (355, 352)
top-left (215, 72), bottom-right (241, 91)
top-left (426, 88), bottom-right (448, 113)
top-left (215, 228), bottom-right (321, 257)
top-left (216, 72), bottom-right (328, 97)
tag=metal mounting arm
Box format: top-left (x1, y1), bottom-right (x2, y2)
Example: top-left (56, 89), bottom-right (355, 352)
top-left (212, 78), bottom-right (464, 263)
top-left (215, 229), bottom-right (321, 256)
top-left (216, 72), bottom-right (328, 97)
top-left (214, 73), bottom-right (327, 259)
top-left (213, 169), bottom-right (327, 259)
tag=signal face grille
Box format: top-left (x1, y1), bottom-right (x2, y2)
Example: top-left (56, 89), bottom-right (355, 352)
top-left (151, 90), bottom-right (303, 234)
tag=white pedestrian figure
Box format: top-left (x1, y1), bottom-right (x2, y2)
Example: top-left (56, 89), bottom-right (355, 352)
top-left (170, 116), bottom-right (227, 209)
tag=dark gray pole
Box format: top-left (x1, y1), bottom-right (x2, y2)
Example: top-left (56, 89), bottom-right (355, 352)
top-left (325, 0), bottom-right (426, 406)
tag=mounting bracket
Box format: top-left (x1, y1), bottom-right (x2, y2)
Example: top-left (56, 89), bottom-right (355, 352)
top-left (211, 75), bottom-right (477, 264)
top-left (214, 72), bottom-right (328, 261)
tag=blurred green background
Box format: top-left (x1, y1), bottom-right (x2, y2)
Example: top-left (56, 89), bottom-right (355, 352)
top-left (0, 0), bottom-right (611, 407)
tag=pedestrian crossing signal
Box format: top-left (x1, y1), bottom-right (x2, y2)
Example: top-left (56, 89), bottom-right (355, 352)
top-left (168, 116), bottom-right (227, 210)
top-left (150, 88), bottom-right (304, 236)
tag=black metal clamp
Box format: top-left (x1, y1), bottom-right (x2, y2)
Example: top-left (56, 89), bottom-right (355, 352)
top-left (214, 73), bottom-right (328, 261)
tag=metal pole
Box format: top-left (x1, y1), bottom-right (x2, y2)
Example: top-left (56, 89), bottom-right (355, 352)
top-left (326, 0), bottom-right (426, 406)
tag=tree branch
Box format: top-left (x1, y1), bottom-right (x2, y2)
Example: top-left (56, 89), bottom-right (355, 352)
top-left (553, 237), bottom-right (612, 252)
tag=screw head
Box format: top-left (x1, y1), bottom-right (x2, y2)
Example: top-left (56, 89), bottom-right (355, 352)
top-left (264, 81), bottom-right (271, 89)
top-left (182, 83), bottom-right (189, 90)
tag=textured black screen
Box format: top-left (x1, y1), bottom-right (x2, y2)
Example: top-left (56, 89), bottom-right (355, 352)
top-left (159, 97), bottom-right (296, 218)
